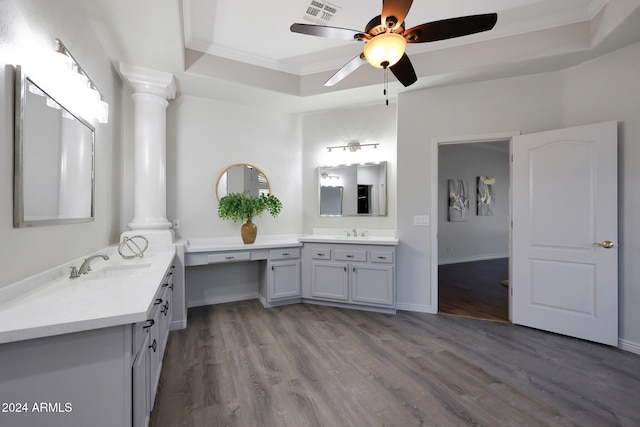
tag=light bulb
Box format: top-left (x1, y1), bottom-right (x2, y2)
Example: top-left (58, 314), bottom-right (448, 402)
top-left (363, 33), bottom-right (407, 69)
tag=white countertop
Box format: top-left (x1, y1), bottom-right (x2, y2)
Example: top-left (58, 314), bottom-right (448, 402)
top-left (185, 235), bottom-right (303, 252)
top-left (298, 235), bottom-right (399, 245)
top-left (0, 247), bottom-right (176, 345)
top-left (186, 232), bottom-right (399, 252)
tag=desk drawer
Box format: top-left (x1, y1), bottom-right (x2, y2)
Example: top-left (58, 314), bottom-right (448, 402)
top-left (207, 251), bottom-right (251, 264)
top-left (270, 247), bottom-right (301, 260)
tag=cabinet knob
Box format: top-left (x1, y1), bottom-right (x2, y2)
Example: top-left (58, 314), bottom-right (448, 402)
top-left (377, 256), bottom-right (387, 259)
top-left (344, 266), bottom-right (347, 272)
top-left (226, 256), bottom-right (235, 260)
top-left (143, 319), bottom-right (154, 329)
top-left (149, 339), bottom-right (157, 352)
top-left (282, 252), bottom-right (290, 256)
top-left (161, 302), bottom-right (169, 315)
top-left (154, 298), bottom-right (163, 305)
top-left (346, 254), bottom-right (354, 258)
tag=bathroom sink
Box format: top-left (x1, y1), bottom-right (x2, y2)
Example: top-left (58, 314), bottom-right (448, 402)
top-left (334, 236), bottom-right (371, 240)
top-left (85, 264), bottom-right (151, 280)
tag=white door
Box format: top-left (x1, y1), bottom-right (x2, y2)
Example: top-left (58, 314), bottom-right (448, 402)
top-left (512, 121), bottom-right (618, 346)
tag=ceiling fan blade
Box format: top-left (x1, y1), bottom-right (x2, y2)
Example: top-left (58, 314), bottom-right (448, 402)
top-left (290, 23), bottom-right (365, 41)
top-left (404, 13), bottom-right (498, 43)
top-left (324, 53), bottom-right (368, 86)
top-left (382, 0), bottom-right (414, 31)
top-left (389, 53), bottom-right (417, 87)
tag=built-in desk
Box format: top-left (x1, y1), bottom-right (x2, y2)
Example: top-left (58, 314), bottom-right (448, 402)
top-left (184, 236), bottom-right (303, 308)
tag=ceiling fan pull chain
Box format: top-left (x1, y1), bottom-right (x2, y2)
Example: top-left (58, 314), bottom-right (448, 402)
top-left (384, 67), bottom-right (389, 106)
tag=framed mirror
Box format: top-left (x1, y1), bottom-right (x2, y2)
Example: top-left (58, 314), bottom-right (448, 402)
top-left (216, 163), bottom-right (270, 201)
top-left (14, 66), bottom-right (95, 228)
top-left (318, 162), bottom-right (387, 216)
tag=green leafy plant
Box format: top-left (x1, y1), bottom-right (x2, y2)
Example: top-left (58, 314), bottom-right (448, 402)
top-left (218, 192), bottom-right (282, 223)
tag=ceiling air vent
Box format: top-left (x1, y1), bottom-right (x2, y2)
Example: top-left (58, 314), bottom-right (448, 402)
top-left (303, 1), bottom-right (341, 25)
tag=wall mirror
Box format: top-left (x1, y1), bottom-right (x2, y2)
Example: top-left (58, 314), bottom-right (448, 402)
top-left (13, 66), bottom-right (95, 228)
top-left (216, 163), bottom-right (271, 201)
top-left (318, 162), bottom-right (387, 216)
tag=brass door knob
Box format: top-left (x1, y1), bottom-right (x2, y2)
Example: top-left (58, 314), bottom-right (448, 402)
top-left (595, 240), bottom-right (614, 249)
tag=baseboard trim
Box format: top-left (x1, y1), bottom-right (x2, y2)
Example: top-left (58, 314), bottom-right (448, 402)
top-left (619, 338), bottom-right (640, 355)
top-left (438, 253), bottom-right (509, 265)
top-left (395, 303), bottom-right (437, 314)
top-left (169, 320), bottom-right (187, 331)
top-left (187, 292), bottom-right (258, 308)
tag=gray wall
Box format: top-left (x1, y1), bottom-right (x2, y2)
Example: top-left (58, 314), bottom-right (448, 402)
top-left (397, 41), bottom-right (640, 346)
top-left (0, 0), bottom-right (124, 288)
top-left (166, 95), bottom-right (303, 240)
top-left (300, 103), bottom-right (397, 233)
top-left (438, 142), bottom-right (510, 263)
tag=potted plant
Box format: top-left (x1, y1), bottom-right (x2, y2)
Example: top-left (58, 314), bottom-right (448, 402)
top-left (218, 192), bottom-right (283, 244)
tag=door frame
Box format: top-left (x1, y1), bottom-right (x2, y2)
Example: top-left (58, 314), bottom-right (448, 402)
top-left (430, 131), bottom-right (519, 319)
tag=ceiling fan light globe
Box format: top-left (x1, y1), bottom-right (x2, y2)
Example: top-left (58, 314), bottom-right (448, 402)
top-left (363, 33), bottom-right (407, 69)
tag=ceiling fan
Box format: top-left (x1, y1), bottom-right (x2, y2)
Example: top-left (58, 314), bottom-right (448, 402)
top-left (290, 0), bottom-right (498, 87)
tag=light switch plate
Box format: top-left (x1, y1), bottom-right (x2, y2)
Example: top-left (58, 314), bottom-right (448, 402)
top-left (414, 215), bottom-right (429, 226)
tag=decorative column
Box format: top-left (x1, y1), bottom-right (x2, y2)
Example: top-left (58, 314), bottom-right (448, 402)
top-left (119, 63), bottom-right (176, 244)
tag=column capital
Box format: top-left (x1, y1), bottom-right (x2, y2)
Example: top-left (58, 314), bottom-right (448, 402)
top-left (119, 63), bottom-right (176, 100)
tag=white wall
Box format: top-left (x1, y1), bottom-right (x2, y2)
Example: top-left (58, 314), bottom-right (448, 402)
top-left (560, 41), bottom-right (640, 347)
top-left (397, 41), bottom-right (640, 346)
top-left (300, 103), bottom-right (397, 233)
top-left (397, 72), bottom-right (564, 312)
top-left (438, 142), bottom-right (510, 263)
top-left (167, 95), bottom-right (303, 240)
top-left (0, 0), bottom-right (124, 288)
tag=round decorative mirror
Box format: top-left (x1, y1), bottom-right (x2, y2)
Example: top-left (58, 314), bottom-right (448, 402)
top-left (216, 163), bottom-right (271, 201)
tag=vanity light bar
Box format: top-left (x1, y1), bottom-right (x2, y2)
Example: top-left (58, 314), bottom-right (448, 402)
top-left (54, 38), bottom-right (109, 123)
top-left (326, 141), bottom-right (379, 152)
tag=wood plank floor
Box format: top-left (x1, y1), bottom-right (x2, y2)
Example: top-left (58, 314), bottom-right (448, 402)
top-left (150, 300), bottom-right (640, 427)
top-left (439, 258), bottom-right (509, 323)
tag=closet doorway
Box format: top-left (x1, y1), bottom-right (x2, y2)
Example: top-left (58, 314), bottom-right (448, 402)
top-left (435, 137), bottom-right (511, 323)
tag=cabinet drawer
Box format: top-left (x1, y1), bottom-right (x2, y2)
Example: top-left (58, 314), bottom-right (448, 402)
top-left (311, 248), bottom-right (331, 260)
top-left (334, 249), bottom-right (367, 262)
top-left (370, 250), bottom-right (394, 264)
top-left (269, 247), bottom-right (301, 260)
top-left (207, 251), bottom-right (251, 263)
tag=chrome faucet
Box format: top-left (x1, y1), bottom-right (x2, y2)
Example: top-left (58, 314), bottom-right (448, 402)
top-left (78, 253), bottom-right (110, 275)
top-left (352, 228), bottom-right (357, 237)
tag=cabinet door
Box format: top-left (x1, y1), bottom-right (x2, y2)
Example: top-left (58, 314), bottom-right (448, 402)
top-left (351, 264), bottom-right (394, 306)
top-left (158, 286), bottom-right (172, 356)
top-left (311, 261), bottom-right (349, 301)
top-left (132, 332), bottom-right (150, 427)
top-left (147, 306), bottom-right (162, 411)
top-left (270, 260), bottom-right (301, 300)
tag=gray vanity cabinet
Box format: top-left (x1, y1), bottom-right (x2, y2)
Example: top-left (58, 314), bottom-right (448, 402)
top-left (133, 265), bottom-right (174, 427)
top-left (263, 247), bottom-right (301, 304)
top-left (303, 244), bottom-right (395, 310)
top-left (350, 263), bottom-right (394, 306)
top-left (311, 261), bottom-right (350, 301)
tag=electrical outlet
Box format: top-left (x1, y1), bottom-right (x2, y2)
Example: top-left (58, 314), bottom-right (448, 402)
top-left (172, 219), bottom-right (181, 229)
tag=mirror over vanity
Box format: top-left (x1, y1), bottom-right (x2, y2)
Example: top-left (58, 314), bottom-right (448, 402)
top-left (318, 162), bottom-right (387, 216)
top-left (216, 163), bottom-right (271, 201)
top-left (13, 66), bottom-right (95, 227)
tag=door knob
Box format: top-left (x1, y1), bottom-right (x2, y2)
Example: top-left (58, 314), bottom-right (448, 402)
top-left (595, 240), bottom-right (614, 249)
